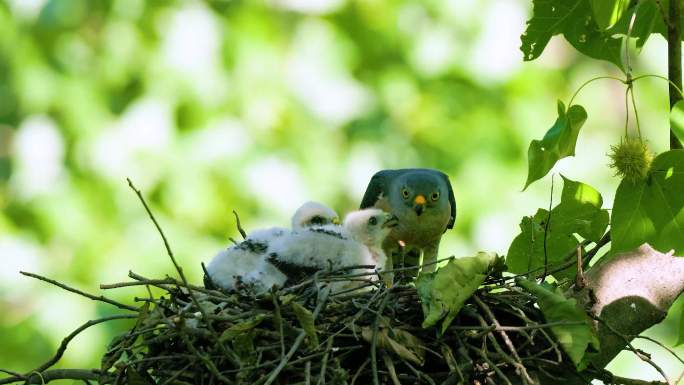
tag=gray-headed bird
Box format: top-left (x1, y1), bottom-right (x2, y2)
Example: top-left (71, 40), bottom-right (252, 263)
top-left (360, 168), bottom-right (456, 280)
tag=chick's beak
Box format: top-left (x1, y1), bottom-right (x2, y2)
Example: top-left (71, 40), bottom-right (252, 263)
top-left (413, 195), bottom-right (426, 216)
top-left (383, 214), bottom-right (399, 228)
top-left (332, 217), bottom-right (341, 225)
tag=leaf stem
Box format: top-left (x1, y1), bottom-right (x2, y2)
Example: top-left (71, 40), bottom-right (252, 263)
top-left (629, 85), bottom-right (642, 139)
top-left (632, 74), bottom-right (684, 100)
top-left (568, 76), bottom-right (626, 107)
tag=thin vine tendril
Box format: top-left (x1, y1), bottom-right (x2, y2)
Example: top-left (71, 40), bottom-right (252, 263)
top-left (624, 86), bottom-right (630, 137)
top-left (632, 74), bottom-right (684, 100)
top-left (568, 76), bottom-right (626, 106)
top-left (629, 86), bottom-right (642, 139)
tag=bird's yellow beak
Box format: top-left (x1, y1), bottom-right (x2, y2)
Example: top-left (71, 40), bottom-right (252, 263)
top-left (413, 195), bottom-right (426, 216)
top-left (332, 217), bottom-right (341, 225)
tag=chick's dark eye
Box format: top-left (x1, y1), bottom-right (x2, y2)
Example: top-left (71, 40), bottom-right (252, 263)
top-left (368, 217), bottom-right (378, 226)
top-left (431, 192), bottom-right (440, 201)
top-left (309, 216), bottom-right (324, 225)
top-left (401, 188), bottom-right (410, 199)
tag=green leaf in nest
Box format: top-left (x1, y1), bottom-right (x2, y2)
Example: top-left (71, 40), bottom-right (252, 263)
top-left (126, 368), bottom-right (156, 385)
top-left (524, 102), bottom-right (588, 189)
top-left (611, 150), bottom-right (684, 256)
top-left (219, 314), bottom-right (267, 343)
top-left (507, 176), bottom-right (609, 279)
top-left (417, 252), bottom-right (495, 333)
top-left (361, 322), bottom-right (425, 366)
top-left (516, 279), bottom-right (599, 368)
top-left (291, 301), bottom-right (319, 347)
top-left (520, 0), bottom-right (624, 70)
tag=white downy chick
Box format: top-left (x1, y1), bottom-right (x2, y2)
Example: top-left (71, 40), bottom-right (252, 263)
top-left (247, 201), bottom-right (339, 243)
top-left (291, 201), bottom-right (340, 229)
top-left (204, 201), bottom-right (339, 292)
top-left (266, 209), bottom-right (398, 289)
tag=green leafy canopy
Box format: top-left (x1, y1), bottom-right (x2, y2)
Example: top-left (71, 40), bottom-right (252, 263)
top-left (520, 0), bottom-right (681, 69)
top-left (417, 252), bottom-right (495, 334)
top-left (520, 0), bottom-right (625, 70)
top-left (508, 176), bottom-right (609, 278)
top-left (524, 101), bottom-right (587, 189)
top-left (611, 150), bottom-right (684, 256)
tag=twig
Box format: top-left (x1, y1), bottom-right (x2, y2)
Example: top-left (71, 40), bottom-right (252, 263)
top-left (0, 315), bottom-right (136, 385)
top-left (473, 295), bottom-right (533, 384)
top-left (371, 287), bottom-right (393, 385)
top-left (469, 344), bottom-right (512, 385)
top-left (350, 358), bottom-right (370, 385)
top-left (305, 361), bottom-right (311, 385)
top-left (126, 178), bottom-right (237, 362)
top-left (590, 314), bottom-right (673, 385)
top-left (262, 287), bottom-right (331, 385)
top-left (0, 369), bottom-right (101, 385)
top-left (271, 288), bottom-right (286, 358)
top-left (633, 335), bottom-right (684, 365)
top-left (582, 231), bottom-right (611, 269)
top-left (233, 210), bottom-right (248, 239)
top-left (382, 353), bottom-right (402, 385)
top-left (20, 271), bottom-right (137, 312)
top-left (317, 337), bottom-right (335, 385)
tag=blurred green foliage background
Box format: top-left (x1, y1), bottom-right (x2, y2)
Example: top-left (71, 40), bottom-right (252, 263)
top-left (0, 0), bottom-right (682, 382)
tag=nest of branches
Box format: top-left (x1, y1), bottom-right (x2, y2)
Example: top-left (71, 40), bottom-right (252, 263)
top-left (90, 267), bottom-right (590, 385)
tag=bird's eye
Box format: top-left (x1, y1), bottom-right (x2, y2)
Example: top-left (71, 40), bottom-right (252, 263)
top-left (368, 217), bottom-right (378, 226)
top-left (309, 216), bottom-right (324, 225)
top-left (401, 188), bottom-right (410, 199)
top-left (431, 192), bottom-right (440, 201)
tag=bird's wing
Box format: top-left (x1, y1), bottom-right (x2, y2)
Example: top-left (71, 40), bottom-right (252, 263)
top-left (360, 170), bottom-right (395, 209)
top-left (434, 170), bottom-right (457, 230)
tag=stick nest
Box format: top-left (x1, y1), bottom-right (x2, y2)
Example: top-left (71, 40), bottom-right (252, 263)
top-left (97, 268), bottom-right (577, 385)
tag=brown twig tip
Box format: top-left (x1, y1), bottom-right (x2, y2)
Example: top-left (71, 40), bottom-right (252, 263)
top-left (19, 271), bottom-right (138, 312)
top-left (232, 210), bottom-right (248, 239)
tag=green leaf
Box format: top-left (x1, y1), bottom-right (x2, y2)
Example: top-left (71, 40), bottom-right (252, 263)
top-left (516, 279), bottom-right (599, 367)
top-left (126, 368), bottom-right (155, 385)
top-left (417, 252), bottom-right (494, 333)
top-left (611, 150), bottom-right (684, 256)
top-left (608, 1), bottom-right (658, 49)
top-left (520, 0), bottom-right (625, 70)
top-left (508, 177), bottom-right (609, 278)
top-left (291, 301), bottom-right (319, 347)
top-left (524, 102), bottom-right (588, 189)
top-left (590, 0), bottom-right (630, 29)
top-left (219, 314), bottom-right (267, 343)
top-left (361, 324), bottom-right (425, 365)
top-left (677, 307), bottom-right (684, 346)
top-left (233, 331), bottom-right (257, 365)
top-left (670, 100), bottom-right (684, 146)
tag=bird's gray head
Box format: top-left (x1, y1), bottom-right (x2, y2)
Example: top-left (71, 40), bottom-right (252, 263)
top-left (389, 171), bottom-right (450, 218)
top-left (343, 208), bottom-right (398, 247)
top-left (291, 201), bottom-right (340, 229)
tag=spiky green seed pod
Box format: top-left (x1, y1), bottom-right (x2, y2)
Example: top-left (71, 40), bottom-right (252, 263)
top-left (608, 138), bottom-right (653, 183)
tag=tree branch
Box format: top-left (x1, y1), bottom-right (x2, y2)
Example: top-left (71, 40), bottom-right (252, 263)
top-left (20, 271), bottom-right (138, 312)
top-left (668, 0), bottom-right (684, 149)
top-left (0, 369), bottom-right (101, 385)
